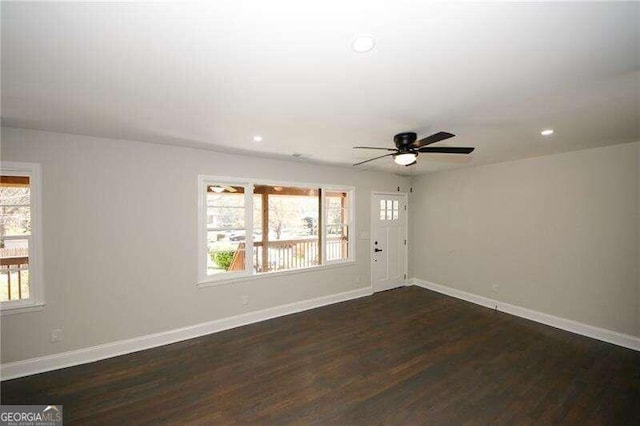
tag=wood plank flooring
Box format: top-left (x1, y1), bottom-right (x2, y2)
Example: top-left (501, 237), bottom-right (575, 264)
top-left (2, 286), bottom-right (639, 424)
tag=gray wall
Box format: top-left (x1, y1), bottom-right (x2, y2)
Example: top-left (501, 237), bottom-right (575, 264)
top-left (2, 127), bottom-right (638, 365)
top-left (411, 141), bottom-right (640, 337)
top-left (0, 127), bottom-right (409, 363)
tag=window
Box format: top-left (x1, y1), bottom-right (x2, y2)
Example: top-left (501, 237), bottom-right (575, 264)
top-left (1, 162), bottom-right (43, 313)
top-left (326, 191), bottom-right (350, 261)
top-left (206, 184), bottom-right (250, 279)
top-left (198, 177), bottom-right (354, 283)
top-left (379, 199), bottom-right (399, 221)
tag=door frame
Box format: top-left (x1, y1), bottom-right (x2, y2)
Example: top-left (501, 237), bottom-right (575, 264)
top-left (370, 191), bottom-right (409, 292)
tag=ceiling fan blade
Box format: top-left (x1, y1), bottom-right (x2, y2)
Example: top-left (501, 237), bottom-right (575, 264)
top-left (418, 147), bottom-right (475, 154)
top-left (225, 186), bottom-right (238, 193)
top-left (353, 146), bottom-right (396, 151)
top-left (405, 160), bottom-right (418, 167)
top-left (353, 153), bottom-right (394, 166)
top-left (413, 131), bottom-right (455, 148)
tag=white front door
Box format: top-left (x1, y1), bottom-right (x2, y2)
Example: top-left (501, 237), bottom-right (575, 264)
top-left (371, 193), bottom-right (407, 292)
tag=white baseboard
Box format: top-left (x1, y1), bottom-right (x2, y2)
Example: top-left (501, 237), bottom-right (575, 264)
top-left (1, 287), bottom-right (374, 381)
top-left (411, 278), bottom-right (640, 352)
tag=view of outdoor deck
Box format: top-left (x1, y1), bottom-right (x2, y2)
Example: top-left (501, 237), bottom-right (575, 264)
top-left (0, 247), bottom-right (29, 301)
top-left (206, 183), bottom-right (350, 276)
top-left (223, 236), bottom-right (348, 274)
top-left (1, 174), bottom-right (32, 303)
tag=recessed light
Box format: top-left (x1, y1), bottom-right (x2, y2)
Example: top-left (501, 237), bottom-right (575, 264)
top-left (253, 135), bottom-right (263, 142)
top-left (541, 129), bottom-right (554, 136)
top-left (351, 35), bottom-right (376, 53)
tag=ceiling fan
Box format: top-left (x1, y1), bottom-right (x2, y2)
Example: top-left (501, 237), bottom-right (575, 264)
top-left (353, 131), bottom-right (475, 167)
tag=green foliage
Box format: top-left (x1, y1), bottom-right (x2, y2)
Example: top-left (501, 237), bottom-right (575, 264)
top-left (210, 250), bottom-right (235, 271)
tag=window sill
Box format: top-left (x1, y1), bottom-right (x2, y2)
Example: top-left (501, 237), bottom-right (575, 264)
top-left (1, 302), bottom-right (45, 316)
top-left (197, 260), bottom-right (356, 288)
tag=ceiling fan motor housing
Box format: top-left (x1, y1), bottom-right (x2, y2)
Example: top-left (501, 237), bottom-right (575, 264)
top-left (394, 132), bottom-right (417, 151)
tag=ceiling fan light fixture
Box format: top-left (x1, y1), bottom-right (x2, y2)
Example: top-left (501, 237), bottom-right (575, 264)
top-left (394, 153), bottom-right (417, 166)
top-left (541, 129), bottom-right (554, 136)
top-left (211, 185), bottom-right (225, 193)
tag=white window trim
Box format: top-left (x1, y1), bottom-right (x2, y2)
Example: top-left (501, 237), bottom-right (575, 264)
top-left (197, 175), bottom-right (355, 287)
top-left (323, 187), bottom-right (356, 265)
top-left (1, 161), bottom-right (45, 315)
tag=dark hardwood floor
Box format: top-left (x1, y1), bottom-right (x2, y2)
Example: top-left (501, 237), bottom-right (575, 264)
top-left (2, 286), bottom-right (639, 425)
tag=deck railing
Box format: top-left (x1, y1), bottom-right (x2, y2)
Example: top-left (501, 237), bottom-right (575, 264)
top-left (0, 247), bottom-right (29, 301)
top-left (252, 237), bottom-right (346, 272)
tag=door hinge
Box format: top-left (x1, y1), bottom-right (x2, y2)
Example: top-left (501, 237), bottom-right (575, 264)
top-left (404, 205), bottom-right (407, 211)
top-left (404, 239), bottom-right (407, 245)
top-left (404, 273), bottom-right (407, 279)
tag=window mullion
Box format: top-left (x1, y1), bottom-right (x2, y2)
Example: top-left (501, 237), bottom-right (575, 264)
top-left (320, 188), bottom-right (326, 265)
top-left (200, 178), bottom-right (209, 282)
top-left (347, 190), bottom-right (353, 260)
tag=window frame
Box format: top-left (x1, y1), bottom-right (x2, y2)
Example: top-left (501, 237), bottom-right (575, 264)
top-left (323, 189), bottom-right (354, 264)
top-left (0, 161), bottom-right (44, 315)
top-left (197, 175), bottom-right (355, 286)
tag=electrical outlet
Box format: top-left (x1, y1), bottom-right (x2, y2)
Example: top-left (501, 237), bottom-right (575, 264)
top-left (491, 284), bottom-right (499, 293)
top-left (50, 329), bottom-right (63, 343)
top-left (241, 295), bottom-right (249, 306)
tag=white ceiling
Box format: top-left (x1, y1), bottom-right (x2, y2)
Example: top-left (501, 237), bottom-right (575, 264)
top-left (2, 1), bottom-right (639, 175)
